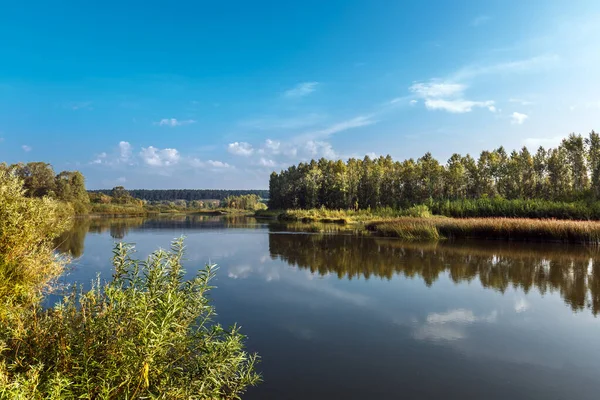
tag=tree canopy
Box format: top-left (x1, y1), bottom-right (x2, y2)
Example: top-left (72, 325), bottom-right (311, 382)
top-left (269, 131), bottom-right (600, 210)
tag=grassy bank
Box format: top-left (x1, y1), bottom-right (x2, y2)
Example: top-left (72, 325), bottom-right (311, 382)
top-left (368, 217), bottom-right (600, 244)
top-left (274, 205), bottom-right (430, 224)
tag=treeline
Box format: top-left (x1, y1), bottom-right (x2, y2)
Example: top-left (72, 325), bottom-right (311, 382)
top-left (221, 194), bottom-right (267, 211)
top-left (269, 131), bottom-right (600, 214)
top-left (1, 162), bottom-right (90, 213)
top-left (90, 189), bottom-right (269, 201)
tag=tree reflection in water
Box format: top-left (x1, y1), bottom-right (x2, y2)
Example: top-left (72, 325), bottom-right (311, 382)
top-left (268, 232), bottom-right (600, 315)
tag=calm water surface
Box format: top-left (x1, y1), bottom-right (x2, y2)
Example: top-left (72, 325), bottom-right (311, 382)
top-left (57, 216), bottom-right (600, 400)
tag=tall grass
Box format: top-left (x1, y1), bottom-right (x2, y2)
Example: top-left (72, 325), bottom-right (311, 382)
top-left (277, 205), bottom-right (430, 224)
top-left (428, 198), bottom-right (600, 220)
top-left (368, 217), bottom-right (600, 244)
top-left (0, 239), bottom-right (261, 399)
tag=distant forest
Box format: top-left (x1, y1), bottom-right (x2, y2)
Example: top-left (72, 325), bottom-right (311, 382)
top-left (269, 132), bottom-right (600, 210)
top-left (89, 189), bottom-right (269, 202)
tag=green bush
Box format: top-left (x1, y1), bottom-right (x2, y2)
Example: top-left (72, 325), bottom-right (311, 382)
top-left (0, 170), bottom-right (72, 304)
top-left (0, 238), bottom-right (261, 399)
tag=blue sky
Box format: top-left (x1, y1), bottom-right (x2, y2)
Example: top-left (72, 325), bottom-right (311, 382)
top-left (1, 0), bottom-right (599, 189)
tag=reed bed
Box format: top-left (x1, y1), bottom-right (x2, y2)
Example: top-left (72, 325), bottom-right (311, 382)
top-left (368, 217), bottom-right (600, 244)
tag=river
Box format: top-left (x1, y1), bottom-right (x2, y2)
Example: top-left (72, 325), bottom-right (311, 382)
top-left (56, 215), bottom-right (600, 399)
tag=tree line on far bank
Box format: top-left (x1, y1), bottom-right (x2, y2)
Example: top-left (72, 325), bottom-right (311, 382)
top-left (268, 131), bottom-right (600, 218)
top-left (90, 188), bottom-right (269, 202)
top-left (1, 162), bottom-right (268, 214)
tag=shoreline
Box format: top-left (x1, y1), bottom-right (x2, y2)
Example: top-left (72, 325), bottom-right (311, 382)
top-left (262, 210), bottom-right (600, 244)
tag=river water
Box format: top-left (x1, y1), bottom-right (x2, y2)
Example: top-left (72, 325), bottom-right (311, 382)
top-left (57, 215), bottom-right (600, 399)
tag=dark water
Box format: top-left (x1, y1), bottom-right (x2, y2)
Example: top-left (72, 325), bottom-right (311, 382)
top-left (57, 215), bottom-right (600, 400)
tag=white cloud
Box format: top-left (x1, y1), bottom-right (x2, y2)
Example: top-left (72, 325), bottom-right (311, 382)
top-left (258, 158), bottom-right (277, 167)
top-left (139, 146), bottom-right (180, 167)
top-left (119, 141), bottom-right (132, 162)
top-left (410, 81), bottom-right (495, 114)
top-left (509, 98), bottom-right (534, 106)
top-left (22, 145), bottom-right (32, 152)
top-left (190, 158), bottom-right (232, 169)
top-left (284, 82), bottom-right (319, 98)
top-left (265, 139), bottom-right (281, 154)
top-left (206, 160), bottom-right (231, 168)
top-left (228, 142), bottom-right (254, 156)
top-left (510, 112), bottom-right (528, 124)
top-left (471, 15), bottom-right (490, 27)
top-left (305, 140), bottom-right (336, 159)
top-left (410, 82), bottom-right (466, 98)
top-left (410, 99), bottom-right (418, 105)
top-left (425, 99), bottom-right (495, 113)
top-left (156, 118), bottom-right (196, 127)
top-left (91, 152), bottom-right (107, 164)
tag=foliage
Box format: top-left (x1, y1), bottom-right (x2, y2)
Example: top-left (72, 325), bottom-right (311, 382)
top-left (221, 194), bottom-right (267, 211)
top-left (0, 170), bottom-right (72, 303)
top-left (0, 239), bottom-right (261, 399)
top-left (4, 162), bottom-right (90, 214)
top-left (90, 189), bottom-right (269, 202)
top-left (269, 131), bottom-right (600, 216)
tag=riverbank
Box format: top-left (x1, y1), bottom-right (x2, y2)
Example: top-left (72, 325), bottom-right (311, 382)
top-left (263, 209), bottom-right (600, 244)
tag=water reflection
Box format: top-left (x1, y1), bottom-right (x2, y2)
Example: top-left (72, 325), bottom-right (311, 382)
top-left (268, 233), bottom-right (600, 315)
top-left (56, 215), bottom-right (264, 257)
top-left (53, 216), bottom-right (600, 399)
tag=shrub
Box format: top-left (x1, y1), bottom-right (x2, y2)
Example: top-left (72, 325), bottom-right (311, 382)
top-left (0, 170), bottom-right (72, 304)
top-left (0, 238), bottom-right (261, 399)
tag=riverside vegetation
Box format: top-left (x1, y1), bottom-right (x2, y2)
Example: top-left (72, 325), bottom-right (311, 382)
top-left (0, 171), bottom-right (260, 398)
top-left (267, 131), bottom-right (600, 242)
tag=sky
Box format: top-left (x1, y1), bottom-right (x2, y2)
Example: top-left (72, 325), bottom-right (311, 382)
top-left (1, 0), bottom-right (599, 189)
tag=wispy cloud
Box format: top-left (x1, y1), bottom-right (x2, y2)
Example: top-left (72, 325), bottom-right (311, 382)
top-left (425, 99), bottom-right (495, 113)
top-left (510, 112), bottom-right (528, 124)
top-left (301, 115), bottom-right (376, 140)
top-left (509, 98), bottom-right (535, 106)
top-left (410, 80), bottom-right (495, 114)
top-left (22, 145), bottom-right (32, 152)
top-left (284, 82), bottom-right (319, 98)
top-left (67, 101), bottom-right (93, 111)
top-left (452, 54), bottom-right (560, 81)
top-left (410, 82), bottom-right (466, 98)
top-left (156, 118), bottom-right (196, 127)
top-left (471, 15), bottom-right (491, 27)
top-left (228, 142), bottom-right (254, 156)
